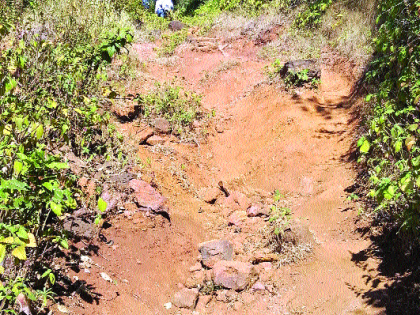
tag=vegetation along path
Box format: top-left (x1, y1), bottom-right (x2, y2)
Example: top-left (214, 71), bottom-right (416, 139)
top-left (62, 35), bottom-right (385, 314)
top-left (6, 0), bottom-right (419, 314)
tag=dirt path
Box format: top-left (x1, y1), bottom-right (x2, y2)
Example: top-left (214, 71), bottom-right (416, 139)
top-left (64, 38), bottom-right (385, 314)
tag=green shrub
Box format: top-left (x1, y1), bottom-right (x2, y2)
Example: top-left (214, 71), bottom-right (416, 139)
top-left (294, 0), bottom-right (333, 28)
top-left (139, 83), bottom-right (203, 135)
top-left (359, 0), bottom-right (420, 236)
top-left (0, 0), bottom-right (134, 311)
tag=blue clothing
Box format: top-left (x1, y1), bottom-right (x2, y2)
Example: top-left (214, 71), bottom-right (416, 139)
top-left (142, 0), bottom-right (173, 17)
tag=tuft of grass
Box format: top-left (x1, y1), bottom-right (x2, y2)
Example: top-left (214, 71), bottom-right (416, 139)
top-left (156, 29), bottom-right (189, 57)
top-left (139, 82), bottom-right (204, 137)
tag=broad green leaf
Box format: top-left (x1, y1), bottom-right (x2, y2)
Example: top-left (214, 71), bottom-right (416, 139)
top-left (47, 162), bottom-right (69, 170)
top-left (11, 245), bottom-right (26, 260)
top-left (400, 173), bottom-right (414, 193)
top-left (49, 273), bottom-right (56, 285)
top-left (59, 239), bottom-right (69, 249)
top-left (0, 237), bottom-right (14, 244)
top-left (35, 124), bottom-right (44, 140)
top-left (384, 185), bottom-right (396, 200)
top-left (41, 270), bottom-right (51, 278)
top-left (50, 202), bottom-right (62, 216)
top-left (24, 287), bottom-right (36, 301)
top-left (1, 179), bottom-right (28, 191)
top-left (360, 140), bottom-right (371, 153)
top-left (42, 182), bottom-right (54, 191)
top-left (0, 266), bottom-right (4, 274)
top-left (0, 244), bottom-right (6, 262)
top-left (13, 160), bottom-right (23, 176)
top-left (15, 117), bottom-right (23, 130)
top-left (16, 226), bottom-right (28, 240)
top-left (26, 233), bottom-right (37, 248)
top-left (394, 141), bottom-right (402, 153)
top-left (98, 198), bottom-right (107, 212)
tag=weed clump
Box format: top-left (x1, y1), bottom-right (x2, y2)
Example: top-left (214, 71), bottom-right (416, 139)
top-left (139, 83), bottom-right (205, 137)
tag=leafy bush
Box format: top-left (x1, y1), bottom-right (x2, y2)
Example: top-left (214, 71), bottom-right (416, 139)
top-left (139, 83), bottom-right (203, 135)
top-left (0, 0), bottom-right (133, 311)
top-left (359, 0), bottom-right (420, 236)
top-left (294, 0), bottom-right (333, 28)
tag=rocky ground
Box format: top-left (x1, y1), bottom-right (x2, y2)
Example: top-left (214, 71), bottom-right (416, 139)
top-left (56, 23), bottom-right (386, 315)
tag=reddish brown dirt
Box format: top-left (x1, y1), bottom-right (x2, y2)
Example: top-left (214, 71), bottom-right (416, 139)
top-left (63, 38), bottom-right (386, 314)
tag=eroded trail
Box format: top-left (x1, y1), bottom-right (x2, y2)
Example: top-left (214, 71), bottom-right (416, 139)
top-left (66, 38), bottom-right (384, 314)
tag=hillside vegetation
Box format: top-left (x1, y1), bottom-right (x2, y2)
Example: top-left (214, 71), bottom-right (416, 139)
top-left (0, 0), bottom-right (419, 313)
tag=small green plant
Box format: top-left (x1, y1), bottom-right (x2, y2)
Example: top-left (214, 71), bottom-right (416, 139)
top-left (268, 190), bottom-right (291, 236)
top-left (284, 69), bottom-right (319, 88)
top-left (156, 30), bottom-right (188, 57)
top-left (139, 83), bottom-right (203, 136)
top-left (294, 0), bottom-right (333, 29)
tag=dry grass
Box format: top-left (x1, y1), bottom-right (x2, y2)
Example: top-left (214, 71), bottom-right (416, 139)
top-left (205, 0), bottom-right (376, 73)
top-left (200, 59), bottom-right (241, 83)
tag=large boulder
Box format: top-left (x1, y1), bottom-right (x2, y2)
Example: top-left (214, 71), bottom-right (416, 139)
top-left (198, 239), bottom-right (233, 268)
top-left (212, 260), bottom-right (257, 291)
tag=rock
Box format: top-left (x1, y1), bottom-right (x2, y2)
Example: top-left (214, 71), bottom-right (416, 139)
top-left (100, 190), bottom-right (122, 212)
top-left (153, 118), bottom-right (171, 134)
top-left (216, 290), bottom-right (228, 302)
top-left (228, 211), bottom-right (247, 227)
top-left (241, 292), bottom-right (255, 304)
top-left (173, 288), bottom-right (199, 309)
top-left (196, 295), bottom-right (212, 311)
top-left (265, 284), bottom-right (274, 293)
top-left (16, 293), bottom-right (33, 315)
top-left (281, 219), bottom-right (313, 246)
top-left (100, 272), bottom-right (113, 283)
top-left (129, 179), bottom-right (167, 211)
top-left (251, 281), bottom-right (265, 291)
top-left (198, 239), bottom-right (234, 268)
top-left (200, 187), bottom-right (223, 204)
top-left (215, 123), bottom-right (224, 133)
top-left (185, 270), bottom-right (205, 288)
top-left (233, 301), bottom-right (243, 311)
top-left (78, 176), bottom-right (88, 187)
top-left (138, 127), bottom-right (154, 144)
top-left (169, 20), bottom-right (186, 31)
top-left (146, 135), bottom-right (166, 146)
top-left (254, 25), bottom-right (281, 45)
top-left (192, 120), bottom-right (200, 129)
top-left (189, 263), bottom-right (203, 272)
top-left (212, 260), bottom-right (257, 291)
top-left (56, 304), bottom-right (69, 314)
top-left (246, 204), bottom-right (269, 217)
top-left (279, 59), bottom-right (320, 83)
top-left (63, 217), bottom-right (95, 239)
top-left (259, 262), bottom-right (273, 270)
top-left (222, 191), bottom-right (250, 214)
